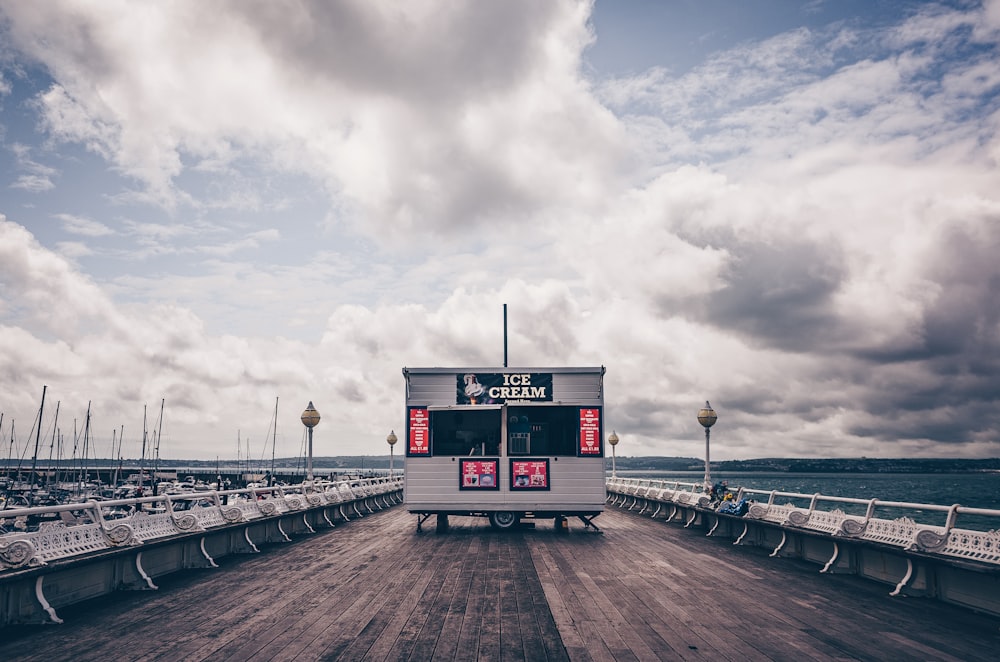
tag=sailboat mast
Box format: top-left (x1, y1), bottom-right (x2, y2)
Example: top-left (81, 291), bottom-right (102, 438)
top-left (2, 419), bottom-right (11, 499)
top-left (271, 397), bottom-right (278, 486)
top-left (77, 402), bottom-right (91, 495)
top-left (11, 421), bottom-right (21, 484)
top-left (139, 404), bottom-right (147, 493)
top-left (47, 401), bottom-right (60, 487)
top-left (114, 425), bottom-right (124, 486)
top-left (110, 428), bottom-right (117, 488)
top-left (29, 385), bottom-right (47, 488)
top-left (1, 414), bottom-right (6, 485)
top-left (56, 429), bottom-right (64, 485)
top-left (8, 421), bottom-right (16, 484)
top-left (70, 419), bottom-right (78, 485)
top-left (154, 398), bottom-right (164, 493)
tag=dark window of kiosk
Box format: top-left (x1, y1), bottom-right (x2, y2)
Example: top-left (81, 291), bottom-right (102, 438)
top-left (507, 406), bottom-right (577, 456)
top-left (430, 409), bottom-right (501, 456)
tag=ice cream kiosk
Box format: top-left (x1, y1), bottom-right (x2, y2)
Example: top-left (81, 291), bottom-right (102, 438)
top-left (402, 366), bottom-right (606, 532)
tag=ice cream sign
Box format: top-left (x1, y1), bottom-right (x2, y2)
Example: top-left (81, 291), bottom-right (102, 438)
top-left (456, 373), bottom-right (553, 404)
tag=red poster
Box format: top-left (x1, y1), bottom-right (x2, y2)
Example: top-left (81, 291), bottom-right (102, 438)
top-left (459, 459), bottom-right (498, 490)
top-left (408, 407), bottom-right (430, 455)
top-left (510, 459), bottom-right (550, 490)
top-left (579, 408), bottom-right (601, 455)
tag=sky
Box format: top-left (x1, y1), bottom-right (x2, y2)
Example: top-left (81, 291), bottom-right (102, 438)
top-left (1, 0), bottom-right (999, 464)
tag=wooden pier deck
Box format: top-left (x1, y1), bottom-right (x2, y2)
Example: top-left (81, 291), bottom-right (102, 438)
top-left (2, 506), bottom-right (998, 661)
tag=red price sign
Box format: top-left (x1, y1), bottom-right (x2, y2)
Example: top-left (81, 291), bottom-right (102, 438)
top-left (408, 408), bottom-right (430, 455)
top-left (579, 408), bottom-right (601, 455)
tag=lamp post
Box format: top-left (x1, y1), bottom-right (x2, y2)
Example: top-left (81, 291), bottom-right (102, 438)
top-left (387, 430), bottom-right (397, 477)
top-left (300, 401), bottom-right (320, 482)
top-left (608, 430), bottom-right (619, 478)
top-left (697, 401), bottom-right (717, 488)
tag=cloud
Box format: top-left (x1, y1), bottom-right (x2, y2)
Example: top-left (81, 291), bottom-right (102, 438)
top-left (7, 142), bottom-right (57, 191)
top-left (0, 1), bottom-right (998, 462)
top-left (196, 228), bottom-right (280, 257)
top-left (2, 0), bottom-right (625, 237)
top-left (56, 213), bottom-right (114, 237)
top-left (56, 240), bottom-right (94, 258)
top-left (0, 217), bottom-right (117, 336)
top-left (0, 216), bottom-right (317, 458)
top-left (600, 4), bottom-right (1000, 173)
top-left (10, 174), bottom-right (54, 191)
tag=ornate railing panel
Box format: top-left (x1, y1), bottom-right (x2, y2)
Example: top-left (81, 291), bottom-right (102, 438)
top-left (606, 476), bottom-right (1000, 567)
top-left (0, 477), bottom-right (404, 571)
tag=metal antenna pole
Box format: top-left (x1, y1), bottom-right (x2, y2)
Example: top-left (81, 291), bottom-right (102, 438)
top-left (503, 303), bottom-right (508, 367)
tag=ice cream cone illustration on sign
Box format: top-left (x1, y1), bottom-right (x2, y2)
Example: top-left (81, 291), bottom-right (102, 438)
top-left (464, 374), bottom-right (485, 404)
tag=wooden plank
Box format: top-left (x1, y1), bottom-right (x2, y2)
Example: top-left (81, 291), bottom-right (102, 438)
top-left (454, 522), bottom-right (493, 661)
top-left (550, 519), bottom-right (716, 661)
top-left (318, 515), bottom-right (463, 660)
top-left (419, 532), bottom-right (482, 661)
top-left (371, 533), bottom-right (457, 661)
top-left (476, 534), bottom-right (502, 661)
top-left (499, 535), bottom-right (525, 662)
top-left (212, 512), bottom-right (407, 661)
top-left (269, 513), bottom-right (439, 661)
top-left (512, 532), bottom-right (567, 662)
top-left (530, 538), bottom-right (625, 661)
top-left (3, 506), bottom-right (1000, 662)
top-left (530, 540), bottom-right (596, 662)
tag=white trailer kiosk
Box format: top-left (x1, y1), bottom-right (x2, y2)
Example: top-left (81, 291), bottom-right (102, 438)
top-left (402, 366), bottom-right (606, 532)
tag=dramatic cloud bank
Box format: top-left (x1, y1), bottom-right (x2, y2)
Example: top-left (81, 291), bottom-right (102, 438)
top-left (1, 0), bottom-right (998, 462)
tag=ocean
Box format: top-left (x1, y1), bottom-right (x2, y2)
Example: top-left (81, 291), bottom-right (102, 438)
top-left (614, 471), bottom-right (1000, 531)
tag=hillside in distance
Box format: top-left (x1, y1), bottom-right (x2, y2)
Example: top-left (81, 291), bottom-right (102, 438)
top-left (63, 455), bottom-right (1000, 473)
top-left (613, 456), bottom-right (1000, 473)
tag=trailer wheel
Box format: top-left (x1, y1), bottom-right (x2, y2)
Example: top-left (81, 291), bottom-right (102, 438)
top-left (489, 511), bottom-right (519, 530)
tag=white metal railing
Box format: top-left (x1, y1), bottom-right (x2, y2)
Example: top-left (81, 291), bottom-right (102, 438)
top-left (0, 476), bottom-right (404, 571)
top-left (606, 477), bottom-right (1000, 566)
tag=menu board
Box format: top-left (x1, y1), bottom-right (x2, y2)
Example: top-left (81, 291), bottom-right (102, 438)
top-left (510, 459), bottom-right (550, 490)
top-left (459, 459), bottom-right (499, 490)
top-left (408, 407), bottom-right (430, 455)
top-left (579, 408), bottom-right (602, 456)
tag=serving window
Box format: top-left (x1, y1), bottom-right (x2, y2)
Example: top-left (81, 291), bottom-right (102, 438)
top-left (506, 406), bottom-right (578, 456)
top-left (430, 408), bottom-right (501, 456)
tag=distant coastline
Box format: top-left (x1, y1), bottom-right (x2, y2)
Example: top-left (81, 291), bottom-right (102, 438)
top-left (613, 456), bottom-right (1000, 474)
top-left (11, 455), bottom-right (998, 474)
